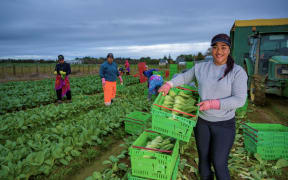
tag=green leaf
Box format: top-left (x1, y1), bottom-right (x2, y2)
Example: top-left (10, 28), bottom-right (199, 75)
top-left (0, 165), bottom-right (9, 177)
top-left (71, 150), bottom-right (81, 157)
top-left (179, 159), bottom-right (187, 171)
top-left (59, 158), bottom-right (69, 166)
top-left (17, 174), bottom-right (28, 179)
top-left (250, 170), bottom-right (262, 179)
top-left (189, 166), bottom-right (197, 173)
top-left (102, 160), bottom-right (112, 165)
top-left (91, 136), bottom-right (99, 140)
top-left (65, 155), bottom-right (73, 162)
top-left (26, 151), bottom-right (45, 166)
top-left (44, 159), bottom-right (54, 166)
top-left (52, 145), bottom-right (64, 159)
top-left (64, 146), bottom-right (73, 153)
top-left (39, 165), bottom-right (52, 175)
top-left (254, 153), bottom-right (263, 164)
top-left (85, 176), bottom-right (95, 180)
top-left (118, 163), bottom-right (128, 171)
top-left (275, 159), bottom-right (288, 169)
top-left (18, 119), bottom-right (24, 127)
top-left (117, 154), bottom-right (125, 159)
top-left (194, 157), bottom-right (199, 165)
top-left (109, 155), bottom-right (119, 163)
top-left (92, 171), bottom-right (102, 179)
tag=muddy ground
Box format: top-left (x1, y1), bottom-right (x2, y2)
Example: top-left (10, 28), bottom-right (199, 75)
top-left (247, 94), bottom-right (288, 126)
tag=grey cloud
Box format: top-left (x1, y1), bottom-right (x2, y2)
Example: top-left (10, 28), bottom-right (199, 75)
top-left (0, 0), bottom-right (287, 59)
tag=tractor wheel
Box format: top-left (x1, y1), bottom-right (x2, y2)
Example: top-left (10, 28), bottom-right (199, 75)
top-left (249, 74), bottom-right (266, 105)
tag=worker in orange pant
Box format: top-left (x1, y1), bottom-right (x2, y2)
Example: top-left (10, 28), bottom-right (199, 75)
top-left (100, 53), bottom-right (123, 106)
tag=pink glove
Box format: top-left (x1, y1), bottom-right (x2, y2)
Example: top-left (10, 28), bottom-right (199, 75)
top-left (119, 76), bottom-right (123, 84)
top-left (102, 78), bottom-right (105, 87)
top-left (158, 82), bottom-right (172, 96)
top-left (197, 99), bottom-right (220, 111)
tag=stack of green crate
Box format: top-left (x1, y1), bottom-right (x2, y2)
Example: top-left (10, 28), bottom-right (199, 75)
top-left (151, 87), bottom-right (200, 142)
top-left (127, 155), bottom-right (180, 180)
top-left (186, 61), bottom-right (195, 69)
top-left (169, 64), bottom-right (178, 80)
top-left (129, 130), bottom-right (180, 180)
top-left (122, 111), bottom-right (152, 135)
top-left (242, 123), bottom-right (288, 160)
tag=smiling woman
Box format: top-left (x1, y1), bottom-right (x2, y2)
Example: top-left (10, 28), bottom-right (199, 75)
top-left (158, 33), bottom-right (248, 180)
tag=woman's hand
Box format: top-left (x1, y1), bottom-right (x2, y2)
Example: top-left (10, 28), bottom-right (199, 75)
top-left (197, 99), bottom-right (220, 111)
top-left (158, 82), bottom-right (172, 96)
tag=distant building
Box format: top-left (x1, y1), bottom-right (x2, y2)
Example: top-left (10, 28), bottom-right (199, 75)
top-left (195, 56), bottom-right (213, 64)
top-left (159, 59), bottom-right (168, 66)
top-left (66, 60), bottom-right (82, 64)
top-left (176, 57), bottom-right (186, 65)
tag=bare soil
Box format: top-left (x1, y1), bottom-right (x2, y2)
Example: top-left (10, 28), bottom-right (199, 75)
top-left (66, 140), bottom-right (125, 180)
top-left (247, 94), bottom-right (288, 126)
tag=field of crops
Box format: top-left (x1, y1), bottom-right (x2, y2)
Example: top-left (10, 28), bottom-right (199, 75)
top-left (0, 74), bottom-right (287, 180)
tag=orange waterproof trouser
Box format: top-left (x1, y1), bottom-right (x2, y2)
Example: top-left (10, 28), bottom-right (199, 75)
top-left (104, 81), bottom-right (117, 103)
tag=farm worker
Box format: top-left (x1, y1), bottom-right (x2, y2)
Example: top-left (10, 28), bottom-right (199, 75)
top-left (143, 65), bottom-right (159, 87)
top-left (118, 66), bottom-right (125, 76)
top-left (125, 60), bottom-right (130, 75)
top-left (100, 53), bottom-right (123, 106)
top-left (159, 34), bottom-right (247, 180)
top-left (147, 75), bottom-right (163, 101)
top-left (54, 55), bottom-right (72, 103)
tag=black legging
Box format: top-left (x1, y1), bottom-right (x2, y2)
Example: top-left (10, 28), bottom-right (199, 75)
top-left (194, 117), bottom-right (235, 180)
top-left (56, 89), bottom-right (71, 101)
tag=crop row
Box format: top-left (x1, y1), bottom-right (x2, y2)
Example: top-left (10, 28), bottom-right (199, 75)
top-left (0, 83), bottom-right (148, 179)
top-left (0, 75), bottom-right (139, 114)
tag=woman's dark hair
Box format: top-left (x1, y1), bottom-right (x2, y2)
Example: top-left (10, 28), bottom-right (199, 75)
top-left (107, 53), bottom-right (114, 59)
top-left (211, 33), bottom-right (234, 81)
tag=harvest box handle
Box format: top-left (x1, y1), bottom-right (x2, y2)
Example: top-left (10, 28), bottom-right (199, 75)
top-left (176, 86), bottom-right (198, 92)
top-left (240, 122), bottom-right (259, 132)
top-left (132, 145), bottom-right (172, 154)
top-left (153, 104), bottom-right (196, 117)
top-left (242, 128), bottom-right (258, 137)
top-left (144, 130), bottom-right (160, 134)
top-left (125, 120), bottom-right (145, 126)
top-left (243, 132), bottom-right (258, 143)
top-left (125, 117), bottom-right (145, 123)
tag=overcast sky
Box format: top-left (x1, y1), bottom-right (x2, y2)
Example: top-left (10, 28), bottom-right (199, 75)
top-left (0, 0), bottom-right (287, 60)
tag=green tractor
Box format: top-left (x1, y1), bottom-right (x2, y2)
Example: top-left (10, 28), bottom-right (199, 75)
top-left (230, 18), bottom-right (288, 105)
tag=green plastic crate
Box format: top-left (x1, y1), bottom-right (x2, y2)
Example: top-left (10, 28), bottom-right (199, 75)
top-left (126, 111), bottom-right (152, 123)
top-left (186, 62), bottom-right (195, 69)
top-left (124, 120), bottom-right (146, 135)
top-left (243, 133), bottom-right (288, 160)
top-left (169, 64), bottom-right (178, 71)
top-left (129, 130), bottom-right (179, 180)
top-left (242, 123), bottom-right (288, 143)
top-left (242, 123), bottom-right (288, 160)
top-left (128, 155), bottom-right (180, 180)
top-left (152, 88), bottom-right (199, 142)
top-left (123, 111), bottom-right (152, 135)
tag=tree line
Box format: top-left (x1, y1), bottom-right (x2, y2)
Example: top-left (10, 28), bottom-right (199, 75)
top-left (0, 50), bottom-right (211, 65)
